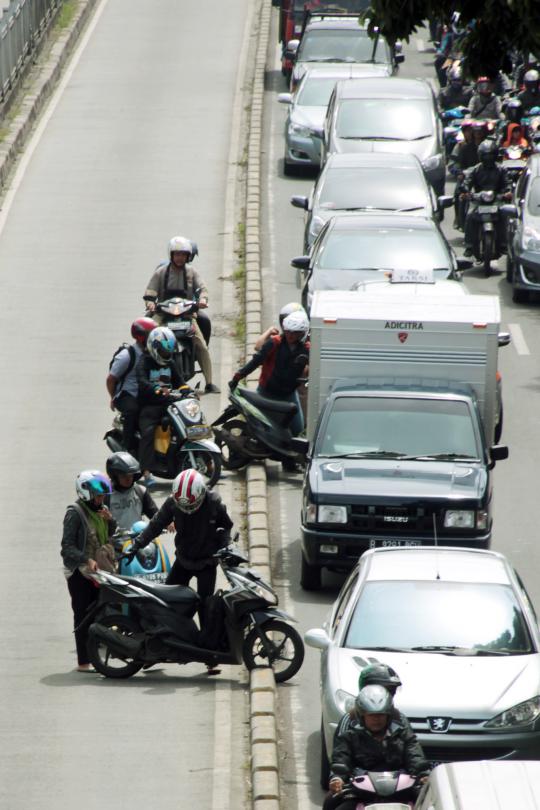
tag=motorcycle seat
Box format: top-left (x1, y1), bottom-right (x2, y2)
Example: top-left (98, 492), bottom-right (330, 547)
top-left (241, 387), bottom-right (298, 415)
top-left (123, 577), bottom-right (200, 605)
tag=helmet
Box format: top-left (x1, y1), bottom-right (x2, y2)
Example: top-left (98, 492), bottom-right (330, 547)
top-left (172, 469), bottom-right (207, 513)
top-left (478, 138), bottom-right (498, 166)
top-left (358, 664), bottom-right (402, 694)
top-left (476, 75), bottom-right (492, 94)
top-left (131, 317), bottom-right (157, 346)
top-left (448, 65), bottom-right (463, 84)
top-left (106, 452), bottom-right (142, 487)
top-left (524, 69), bottom-right (540, 88)
top-left (355, 685), bottom-right (394, 716)
top-left (147, 326), bottom-right (177, 366)
top-left (282, 310), bottom-right (309, 335)
top-left (505, 98), bottom-right (523, 123)
top-left (76, 470), bottom-right (111, 502)
top-left (279, 301), bottom-right (306, 327)
top-left (169, 235), bottom-right (194, 261)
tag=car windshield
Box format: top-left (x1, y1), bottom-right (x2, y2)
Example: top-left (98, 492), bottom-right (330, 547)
top-left (294, 0), bottom-right (370, 9)
top-left (315, 228), bottom-right (451, 274)
top-left (345, 580), bottom-right (534, 655)
top-left (297, 77), bottom-right (342, 107)
top-left (298, 30), bottom-right (390, 64)
top-left (336, 98), bottom-right (433, 140)
top-left (317, 397), bottom-right (479, 458)
top-left (317, 167), bottom-right (429, 210)
top-left (527, 176), bottom-right (540, 215)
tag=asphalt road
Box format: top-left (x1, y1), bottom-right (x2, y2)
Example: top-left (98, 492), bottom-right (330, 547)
top-left (260, 14), bottom-right (540, 810)
top-left (0, 2), bottom-right (251, 808)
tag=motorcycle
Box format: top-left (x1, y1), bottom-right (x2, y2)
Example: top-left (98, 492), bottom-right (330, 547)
top-left (466, 190), bottom-right (508, 276)
top-left (441, 105), bottom-right (468, 157)
top-left (113, 521), bottom-right (171, 583)
top-left (149, 296), bottom-right (200, 382)
top-left (500, 145), bottom-right (528, 192)
top-left (332, 764), bottom-right (419, 809)
top-left (105, 388), bottom-right (222, 487)
top-left (212, 383), bottom-right (305, 470)
top-left (82, 545), bottom-right (304, 682)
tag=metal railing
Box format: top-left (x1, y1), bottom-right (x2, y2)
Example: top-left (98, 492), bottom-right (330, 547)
top-left (0, 0), bottom-right (61, 104)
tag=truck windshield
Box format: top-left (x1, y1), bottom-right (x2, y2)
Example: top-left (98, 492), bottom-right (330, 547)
top-left (317, 397), bottom-right (480, 458)
top-left (298, 30), bottom-right (390, 64)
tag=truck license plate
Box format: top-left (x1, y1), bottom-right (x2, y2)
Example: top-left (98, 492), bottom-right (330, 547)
top-left (369, 539), bottom-right (422, 548)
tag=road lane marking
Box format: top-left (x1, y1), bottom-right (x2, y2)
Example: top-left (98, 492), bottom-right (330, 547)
top-left (508, 323), bottom-right (531, 355)
top-left (416, 38), bottom-right (425, 52)
top-left (0, 0), bottom-right (110, 239)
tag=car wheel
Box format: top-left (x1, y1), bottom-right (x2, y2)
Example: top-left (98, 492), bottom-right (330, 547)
top-left (320, 721), bottom-right (330, 790)
top-left (506, 253), bottom-right (514, 283)
top-left (301, 552), bottom-right (322, 590)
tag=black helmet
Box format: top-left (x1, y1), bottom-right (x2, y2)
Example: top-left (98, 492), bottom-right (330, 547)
top-left (505, 98), bottom-right (523, 124)
top-left (106, 452), bottom-right (142, 488)
top-left (355, 685), bottom-right (394, 716)
top-left (478, 139), bottom-right (498, 166)
top-left (358, 664), bottom-right (402, 695)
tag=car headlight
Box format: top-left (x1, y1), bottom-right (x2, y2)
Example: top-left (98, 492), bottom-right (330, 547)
top-left (335, 689), bottom-right (355, 714)
top-left (422, 154), bottom-right (443, 171)
top-left (177, 399), bottom-right (201, 420)
top-left (444, 510), bottom-right (475, 529)
top-left (485, 697), bottom-right (540, 729)
top-left (309, 216), bottom-right (325, 237)
top-left (289, 122), bottom-right (313, 138)
top-left (318, 505), bottom-right (348, 524)
top-left (522, 226), bottom-right (540, 252)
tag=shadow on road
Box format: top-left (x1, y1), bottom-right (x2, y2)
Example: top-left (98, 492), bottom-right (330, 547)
top-left (40, 668), bottom-right (244, 695)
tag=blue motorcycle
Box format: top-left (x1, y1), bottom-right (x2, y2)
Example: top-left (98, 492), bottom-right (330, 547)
top-left (114, 521), bottom-right (171, 583)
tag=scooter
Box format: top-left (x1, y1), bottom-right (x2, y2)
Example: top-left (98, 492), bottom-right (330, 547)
top-left (105, 388), bottom-right (222, 487)
top-left (149, 296), bottom-right (201, 382)
top-left (332, 764), bottom-right (419, 809)
top-left (82, 546), bottom-right (304, 682)
top-left (113, 521), bottom-right (171, 583)
top-left (212, 383), bottom-right (305, 470)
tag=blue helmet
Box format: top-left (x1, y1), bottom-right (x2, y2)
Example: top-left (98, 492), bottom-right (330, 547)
top-left (76, 470), bottom-right (111, 502)
top-left (147, 326), bottom-right (177, 366)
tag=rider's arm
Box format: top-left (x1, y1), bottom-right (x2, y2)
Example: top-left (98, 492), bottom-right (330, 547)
top-left (401, 726), bottom-right (431, 777)
top-left (106, 348), bottom-right (132, 400)
top-left (192, 268), bottom-right (209, 304)
top-left (140, 487), bottom-right (159, 519)
top-left (143, 267), bottom-right (162, 303)
top-left (134, 498), bottom-right (176, 549)
top-left (234, 338), bottom-right (275, 381)
top-left (254, 326), bottom-right (279, 351)
top-left (329, 728), bottom-right (355, 783)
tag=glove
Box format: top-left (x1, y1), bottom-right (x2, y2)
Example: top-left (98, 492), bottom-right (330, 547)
top-left (228, 373), bottom-right (242, 390)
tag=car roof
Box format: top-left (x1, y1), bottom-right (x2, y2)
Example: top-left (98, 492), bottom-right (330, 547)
top-left (325, 152), bottom-right (424, 171)
top-left (363, 547), bottom-right (511, 585)
top-left (325, 212), bottom-right (438, 231)
top-left (305, 17), bottom-right (369, 31)
top-left (336, 77), bottom-right (431, 99)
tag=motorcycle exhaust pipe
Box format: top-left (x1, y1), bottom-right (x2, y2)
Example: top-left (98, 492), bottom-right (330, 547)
top-left (89, 623), bottom-right (142, 658)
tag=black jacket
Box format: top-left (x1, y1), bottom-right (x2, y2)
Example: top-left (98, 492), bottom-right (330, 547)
top-left (136, 354), bottom-right (184, 406)
top-left (238, 336), bottom-right (309, 397)
top-left (463, 163), bottom-right (509, 195)
top-left (330, 717), bottom-right (429, 782)
top-left (136, 491), bottom-right (233, 564)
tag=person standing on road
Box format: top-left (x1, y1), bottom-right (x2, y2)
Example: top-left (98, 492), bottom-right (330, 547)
top-left (61, 471), bottom-right (116, 672)
top-left (143, 235), bottom-right (220, 394)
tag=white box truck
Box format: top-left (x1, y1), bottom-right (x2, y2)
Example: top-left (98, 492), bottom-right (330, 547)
top-left (298, 285), bottom-right (509, 589)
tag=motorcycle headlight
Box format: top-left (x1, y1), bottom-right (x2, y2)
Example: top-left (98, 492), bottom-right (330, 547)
top-left (485, 697), bottom-right (540, 729)
top-left (318, 505), bottom-right (347, 524)
top-left (289, 122), bottom-right (313, 138)
top-left (522, 226), bottom-right (540, 252)
top-left (422, 153), bottom-right (443, 171)
top-left (177, 399), bottom-right (201, 421)
top-left (335, 689), bottom-right (355, 714)
top-left (309, 216), bottom-right (325, 237)
top-left (251, 581), bottom-right (278, 606)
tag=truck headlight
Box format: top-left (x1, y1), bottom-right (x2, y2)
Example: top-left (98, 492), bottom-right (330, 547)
top-left (422, 153), bottom-right (443, 171)
top-left (335, 689), bottom-right (355, 714)
top-left (444, 510), bottom-right (475, 528)
top-left (485, 697), bottom-right (540, 729)
top-left (318, 505), bottom-right (347, 524)
top-left (522, 226), bottom-right (540, 252)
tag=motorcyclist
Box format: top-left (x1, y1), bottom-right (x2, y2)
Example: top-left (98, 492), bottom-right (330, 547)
top-left (462, 139), bottom-right (512, 256)
top-left (136, 326), bottom-right (190, 473)
top-left (105, 451), bottom-right (158, 529)
top-left (518, 69), bottom-right (540, 115)
top-left (449, 121), bottom-right (478, 229)
top-left (105, 317), bottom-right (156, 457)
top-left (144, 236), bottom-right (219, 394)
top-left (502, 122), bottom-right (529, 149)
top-left (438, 65), bottom-right (472, 111)
top-left (254, 301), bottom-right (308, 351)
top-left (324, 685), bottom-right (430, 810)
top-left (334, 665), bottom-right (411, 741)
top-left (229, 310), bottom-right (310, 437)
top-left (468, 76), bottom-right (503, 120)
top-left (126, 468), bottom-right (233, 612)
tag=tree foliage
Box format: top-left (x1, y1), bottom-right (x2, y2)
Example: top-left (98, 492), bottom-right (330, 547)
top-left (363, 0), bottom-right (540, 77)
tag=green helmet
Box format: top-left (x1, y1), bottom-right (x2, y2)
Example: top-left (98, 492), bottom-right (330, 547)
top-left (358, 664), bottom-right (402, 694)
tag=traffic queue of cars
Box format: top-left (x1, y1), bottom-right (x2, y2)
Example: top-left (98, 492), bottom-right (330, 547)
top-left (275, 10), bottom-right (540, 789)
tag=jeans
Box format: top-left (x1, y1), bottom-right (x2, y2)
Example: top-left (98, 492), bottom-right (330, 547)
top-left (257, 386), bottom-right (304, 436)
top-left (66, 568), bottom-right (99, 665)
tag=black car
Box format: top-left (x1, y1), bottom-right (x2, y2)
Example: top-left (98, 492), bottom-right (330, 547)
top-left (506, 154), bottom-right (540, 303)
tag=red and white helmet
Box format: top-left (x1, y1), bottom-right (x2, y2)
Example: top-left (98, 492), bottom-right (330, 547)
top-left (172, 469), bottom-right (207, 513)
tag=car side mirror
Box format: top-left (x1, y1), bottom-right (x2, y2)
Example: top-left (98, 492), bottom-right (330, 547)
top-left (291, 437), bottom-right (309, 456)
top-left (291, 195), bottom-right (309, 210)
top-left (490, 445), bottom-right (509, 463)
top-left (437, 195), bottom-right (453, 209)
top-left (457, 257), bottom-right (473, 271)
top-left (498, 331), bottom-right (511, 348)
top-left (278, 92), bottom-right (293, 105)
top-left (291, 256), bottom-right (310, 270)
top-left (500, 204), bottom-right (518, 218)
top-left (285, 39), bottom-right (300, 59)
top-left (304, 628), bottom-right (330, 650)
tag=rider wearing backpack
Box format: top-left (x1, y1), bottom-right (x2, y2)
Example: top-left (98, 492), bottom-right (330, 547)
top-left (106, 452), bottom-right (158, 529)
top-left (105, 318), bottom-right (156, 457)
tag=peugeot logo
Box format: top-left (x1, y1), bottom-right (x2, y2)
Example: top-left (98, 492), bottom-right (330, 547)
top-left (428, 717), bottom-right (452, 733)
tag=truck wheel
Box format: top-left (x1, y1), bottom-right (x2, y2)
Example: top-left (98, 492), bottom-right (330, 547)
top-left (320, 722), bottom-right (330, 790)
top-left (483, 232), bottom-right (494, 277)
top-left (301, 552), bottom-right (322, 591)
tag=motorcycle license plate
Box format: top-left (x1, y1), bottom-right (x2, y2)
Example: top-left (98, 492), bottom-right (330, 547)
top-left (133, 573), bottom-right (168, 583)
top-left (186, 424), bottom-right (212, 440)
top-left (477, 205), bottom-right (498, 214)
top-left (369, 539), bottom-right (422, 548)
top-left (168, 321), bottom-right (191, 331)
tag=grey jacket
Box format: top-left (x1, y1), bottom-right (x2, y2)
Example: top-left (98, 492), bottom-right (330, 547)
top-left (60, 502), bottom-right (116, 574)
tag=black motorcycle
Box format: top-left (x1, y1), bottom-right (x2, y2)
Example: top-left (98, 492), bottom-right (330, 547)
top-left (82, 546), bottom-right (304, 683)
top-left (105, 388), bottom-right (222, 486)
top-left (212, 384), bottom-right (305, 470)
top-left (467, 190), bottom-right (508, 276)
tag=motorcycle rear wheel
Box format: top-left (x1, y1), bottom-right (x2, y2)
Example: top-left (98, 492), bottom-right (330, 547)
top-left (243, 619), bottom-right (304, 683)
top-left (87, 614), bottom-right (144, 679)
top-left (213, 419), bottom-right (250, 470)
top-left (178, 449), bottom-right (222, 487)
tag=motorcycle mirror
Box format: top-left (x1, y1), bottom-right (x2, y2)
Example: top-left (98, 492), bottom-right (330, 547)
top-left (500, 203), bottom-right (518, 218)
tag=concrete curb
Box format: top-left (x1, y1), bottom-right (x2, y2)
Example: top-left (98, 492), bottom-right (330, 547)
top-left (244, 3), bottom-right (280, 810)
top-left (0, 0), bottom-right (99, 191)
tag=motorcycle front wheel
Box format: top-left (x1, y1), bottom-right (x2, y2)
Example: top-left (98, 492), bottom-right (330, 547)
top-left (243, 619), bottom-right (304, 683)
top-left (87, 614), bottom-right (144, 679)
top-left (178, 449), bottom-right (222, 487)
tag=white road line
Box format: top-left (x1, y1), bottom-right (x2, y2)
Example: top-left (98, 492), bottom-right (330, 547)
top-left (508, 323), bottom-right (531, 356)
top-left (416, 38), bottom-right (425, 52)
top-left (0, 0), bottom-right (110, 238)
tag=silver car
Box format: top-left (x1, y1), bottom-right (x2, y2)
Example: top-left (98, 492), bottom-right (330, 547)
top-left (306, 547), bottom-right (540, 785)
top-left (279, 65), bottom-right (390, 173)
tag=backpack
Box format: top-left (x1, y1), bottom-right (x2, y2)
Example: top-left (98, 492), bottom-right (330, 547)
top-left (109, 344), bottom-right (137, 388)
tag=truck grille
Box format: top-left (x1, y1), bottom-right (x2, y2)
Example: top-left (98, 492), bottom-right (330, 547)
top-left (349, 504), bottom-right (440, 534)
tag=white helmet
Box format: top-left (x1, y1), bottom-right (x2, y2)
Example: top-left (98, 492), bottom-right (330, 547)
top-left (282, 310), bottom-right (309, 335)
top-left (76, 470), bottom-right (111, 502)
top-left (147, 326), bottom-right (177, 366)
top-left (168, 235), bottom-right (193, 259)
top-left (279, 301), bottom-right (306, 327)
top-left (172, 469), bottom-right (207, 513)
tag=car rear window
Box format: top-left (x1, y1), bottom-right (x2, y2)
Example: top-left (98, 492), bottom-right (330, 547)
top-left (316, 227), bottom-right (451, 271)
top-left (318, 167), bottom-right (429, 211)
top-left (345, 580), bottom-right (533, 655)
top-left (298, 29), bottom-right (390, 64)
top-left (336, 98), bottom-right (433, 140)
